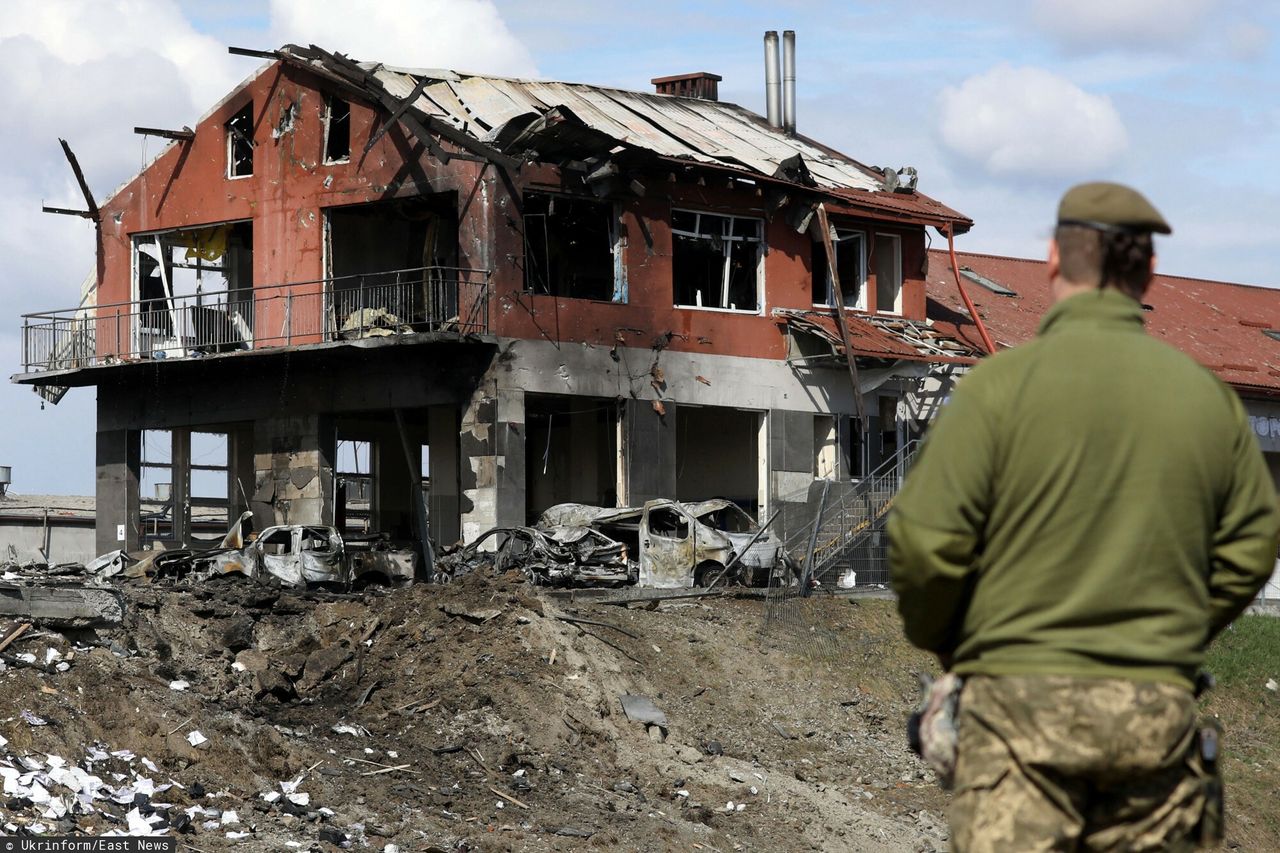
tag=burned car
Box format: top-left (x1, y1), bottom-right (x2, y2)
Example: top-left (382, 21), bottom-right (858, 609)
top-left (538, 498), bottom-right (794, 589)
top-left (435, 525), bottom-right (633, 586)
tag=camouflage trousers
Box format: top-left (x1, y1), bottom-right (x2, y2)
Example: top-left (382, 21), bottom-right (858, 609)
top-left (951, 675), bottom-right (1213, 852)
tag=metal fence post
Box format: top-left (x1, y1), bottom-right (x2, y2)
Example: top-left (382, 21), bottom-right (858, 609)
top-left (801, 478), bottom-right (830, 597)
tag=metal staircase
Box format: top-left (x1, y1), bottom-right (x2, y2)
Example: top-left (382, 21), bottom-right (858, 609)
top-left (792, 440), bottom-right (919, 588)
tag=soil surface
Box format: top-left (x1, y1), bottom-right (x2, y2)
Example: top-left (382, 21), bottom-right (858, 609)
top-left (0, 570), bottom-right (948, 851)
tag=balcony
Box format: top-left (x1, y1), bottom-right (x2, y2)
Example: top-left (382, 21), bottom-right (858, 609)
top-left (19, 266), bottom-right (490, 377)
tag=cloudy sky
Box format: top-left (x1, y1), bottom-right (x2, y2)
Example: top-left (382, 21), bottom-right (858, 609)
top-left (1, 0), bottom-right (1277, 495)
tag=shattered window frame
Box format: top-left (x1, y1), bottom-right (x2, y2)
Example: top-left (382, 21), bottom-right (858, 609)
top-left (323, 94), bottom-right (351, 165)
top-left (812, 228), bottom-right (867, 311)
top-left (225, 101), bottom-right (255, 179)
top-left (129, 221), bottom-right (255, 357)
top-left (671, 209), bottom-right (764, 314)
top-left (873, 232), bottom-right (903, 315)
top-left (522, 191), bottom-right (626, 302)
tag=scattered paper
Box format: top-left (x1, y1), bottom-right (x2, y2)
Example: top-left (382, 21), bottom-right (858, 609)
top-left (168, 680), bottom-right (190, 691)
top-left (187, 731), bottom-right (209, 747)
top-left (21, 710), bottom-right (48, 727)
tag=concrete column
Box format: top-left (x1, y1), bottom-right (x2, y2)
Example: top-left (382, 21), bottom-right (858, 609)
top-left (619, 398), bottom-right (676, 506)
top-left (228, 425), bottom-right (255, 522)
top-left (459, 388), bottom-right (525, 543)
top-left (428, 405), bottom-right (461, 547)
top-left (170, 428), bottom-right (191, 545)
top-left (95, 428), bottom-right (140, 556)
top-left (251, 414), bottom-right (336, 530)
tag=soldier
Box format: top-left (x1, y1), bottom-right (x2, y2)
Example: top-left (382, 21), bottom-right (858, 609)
top-left (888, 182), bottom-right (1279, 850)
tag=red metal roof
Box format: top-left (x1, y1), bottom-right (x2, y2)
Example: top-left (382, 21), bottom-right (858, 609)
top-left (926, 249), bottom-right (1280, 396)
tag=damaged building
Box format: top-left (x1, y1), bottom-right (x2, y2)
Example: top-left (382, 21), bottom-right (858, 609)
top-left (16, 36), bottom-right (988, 575)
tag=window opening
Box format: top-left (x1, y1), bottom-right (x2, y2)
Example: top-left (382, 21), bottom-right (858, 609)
top-left (812, 229), bottom-right (866, 309)
top-left (842, 416), bottom-right (867, 479)
top-left (874, 233), bottom-right (903, 314)
top-left (696, 504), bottom-right (756, 534)
top-left (336, 439), bottom-right (373, 536)
top-left (324, 95), bottom-right (351, 163)
top-left (523, 192), bottom-right (622, 301)
top-left (140, 430), bottom-right (174, 544)
top-left (649, 507), bottom-right (690, 539)
top-left (672, 209), bottom-right (762, 312)
top-left (132, 222), bottom-right (253, 358)
top-left (261, 528), bottom-right (293, 556)
top-left (226, 102), bottom-right (254, 178)
top-left (189, 431), bottom-right (230, 531)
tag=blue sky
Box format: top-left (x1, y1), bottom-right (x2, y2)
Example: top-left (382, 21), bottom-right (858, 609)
top-left (1, 0), bottom-right (1277, 496)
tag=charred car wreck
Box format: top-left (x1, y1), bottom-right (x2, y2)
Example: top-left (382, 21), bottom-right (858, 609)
top-left (438, 499), bottom-right (794, 589)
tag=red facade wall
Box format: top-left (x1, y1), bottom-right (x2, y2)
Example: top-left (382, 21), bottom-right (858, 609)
top-left (94, 61), bottom-right (928, 364)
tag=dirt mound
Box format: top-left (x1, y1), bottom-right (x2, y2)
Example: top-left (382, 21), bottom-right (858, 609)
top-left (0, 571), bottom-right (948, 851)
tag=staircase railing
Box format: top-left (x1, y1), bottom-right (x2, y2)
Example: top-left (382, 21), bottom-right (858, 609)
top-left (787, 439), bottom-right (920, 589)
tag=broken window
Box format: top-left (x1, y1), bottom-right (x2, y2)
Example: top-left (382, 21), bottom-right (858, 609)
top-left (672, 210), bottom-right (762, 312)
top-left (522, 192), bottom-right (622, 301)
top-left (873, 233), bottom-right (903, 314)
top-left (189, 431), bottom-right (230, 532)
top-left (226, 102), bottom-right (254, 178)
top-left (842, 416), bottom-right (867, 479)
top-left (812, 229), bottom-right (866, 310)
top-left (132, 222), bottom-right (253, 357)
top-left (324, 95), bottom-right (351, 163)
top-left (140, 430), bottom-right (175, 544)
top-left (326, 196), bottom-right (460, 333)
top-left (260, 528), bottom-right (293, 556)
top-left (336, 439), bottom-right (374, 536)
top-left (649, 507), bottom-right (690, 539)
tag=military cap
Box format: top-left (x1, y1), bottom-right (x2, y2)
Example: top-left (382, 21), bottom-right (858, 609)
top-left (1057, 181), bottom-right (1171, 235)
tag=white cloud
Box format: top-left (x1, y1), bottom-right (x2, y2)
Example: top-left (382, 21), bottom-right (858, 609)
top-left (1033, 0), bottom-right (1218, 52)
top-left (0, 1), bottom-right (243, 494)
top-left (268, 0), bottom-right (538, 76)
top-left (937, 65), bottom-right (1128, 179)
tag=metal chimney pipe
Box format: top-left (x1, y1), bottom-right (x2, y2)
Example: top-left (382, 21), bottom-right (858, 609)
top-left (782, 30), bottom-right (796, 134)
top-left (763, 31), bottom-right (782, 129)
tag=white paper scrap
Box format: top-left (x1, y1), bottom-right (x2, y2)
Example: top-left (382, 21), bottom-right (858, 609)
top-left (187, 731), bottom-right (208, 747)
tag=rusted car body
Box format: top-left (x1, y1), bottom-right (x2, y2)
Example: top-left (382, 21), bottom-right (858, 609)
top-left (435, 525), bottom-right (632, 586)
top-left (181, 525), bottom-right (416, 588)
top-left (538, 499), bottom-right (790, 589)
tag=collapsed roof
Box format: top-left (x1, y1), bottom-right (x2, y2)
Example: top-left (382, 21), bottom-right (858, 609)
top-left (267, 44), bottom-right (972, 233)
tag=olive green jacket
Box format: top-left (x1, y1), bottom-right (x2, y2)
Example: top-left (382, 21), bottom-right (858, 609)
top-left (889, 289), bottom-right (1279, 689)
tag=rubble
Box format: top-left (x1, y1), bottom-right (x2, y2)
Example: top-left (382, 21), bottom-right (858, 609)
top-left (0, 560), bottom-right (950, 850)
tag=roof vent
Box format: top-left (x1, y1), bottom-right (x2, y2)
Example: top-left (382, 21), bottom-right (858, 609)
top-left (651, 72), bottom-right (722, 101)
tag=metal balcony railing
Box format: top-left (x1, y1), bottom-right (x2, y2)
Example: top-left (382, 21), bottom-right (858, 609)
top-left (19, 266), bottom-right (490, 375)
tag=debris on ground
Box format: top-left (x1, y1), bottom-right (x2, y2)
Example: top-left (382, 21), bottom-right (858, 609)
top-left (0, 560), bottom-right (950, 850)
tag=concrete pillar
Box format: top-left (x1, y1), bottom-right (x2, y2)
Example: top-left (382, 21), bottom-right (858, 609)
top-left (619, 398), bottom-right (676, 506)
top-left (170, 428), bottom-right (191, 545)
top-left (459, 388), bottom-right (525, 543)
top-left (95, 428), bottom-right (140, 556)
top-left (428, 405), bottom-right (461, 547)
top-left (228, 425), bottom-right (255, 523)
top-left (251, 414), bottom-right (336, 530)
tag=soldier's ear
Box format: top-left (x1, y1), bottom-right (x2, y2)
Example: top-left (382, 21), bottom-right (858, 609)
top-left (1047, 239), bottom-right (1061, 282)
